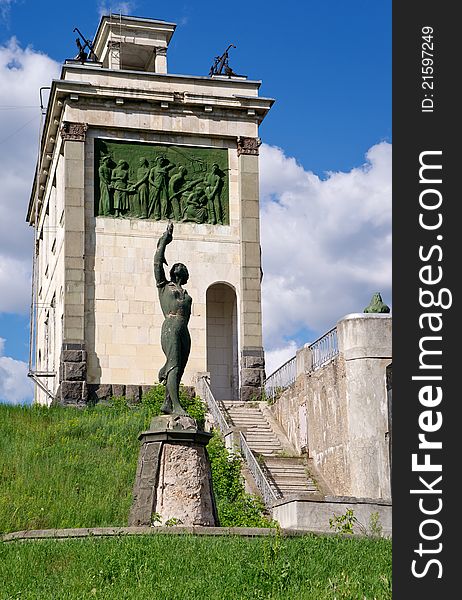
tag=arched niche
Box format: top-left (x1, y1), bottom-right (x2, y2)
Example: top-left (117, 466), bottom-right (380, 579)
top-left (206, 282), bottom-right (239, 401)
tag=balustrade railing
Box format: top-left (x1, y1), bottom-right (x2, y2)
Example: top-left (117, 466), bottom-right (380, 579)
top-left (310, 327), bottom-right (338, 370)
top-left (264, 355), bottom-right (297, 403)
top-left (239, 431), bottom-right (282, 506)
top-left (264, 327), bottom-right (340, 401)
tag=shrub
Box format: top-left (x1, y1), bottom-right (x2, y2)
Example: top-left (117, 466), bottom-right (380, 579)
top-left (207, 432), bottom-right (274, 528)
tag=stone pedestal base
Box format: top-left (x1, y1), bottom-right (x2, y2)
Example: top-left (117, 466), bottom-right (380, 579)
top-left (56, 343), bottom-right (87, 406)
top-left (240, 347), bottom-right (265, 401)
top-left (128, 415), bottom-right (218, 527)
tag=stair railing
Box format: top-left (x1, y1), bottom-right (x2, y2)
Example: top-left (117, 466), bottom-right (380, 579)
top-left (239, 431), bottom-right (282, 506)
top-left (196, 375), bottom-right (232, 433)
top-left (196, 374), bottom-right (281, 508)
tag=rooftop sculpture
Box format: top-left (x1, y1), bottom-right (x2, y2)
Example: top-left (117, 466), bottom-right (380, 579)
top-left (73, 27), bottom-right (98, 63)
top-left (209, 44), bottom-right (239, 77)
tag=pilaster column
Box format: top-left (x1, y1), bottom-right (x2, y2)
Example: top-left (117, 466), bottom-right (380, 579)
top-left (57, 121), bottom-right (87, 404)
top-left (237, 136), bottom-right (265, 401)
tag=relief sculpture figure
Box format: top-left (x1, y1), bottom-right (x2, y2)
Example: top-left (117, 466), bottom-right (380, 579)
top-left (98, 156), bottom-right (112, 216)
top-left (181, 179), bottom-right (208, 224)
top-left (131, 157), bottom-right (150, 218)
top-left (112, 160), bottom-right (129, 217)
top-left (168, 165), bottom-right (187, 221)
top-left (149, 156), bottom-right (174, 220)
top-left (154, 222), bottom-right (192, 415)
top-left (204, 163), bottom-right (224, 225)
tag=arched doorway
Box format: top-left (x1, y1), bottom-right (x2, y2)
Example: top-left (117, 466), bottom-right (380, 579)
top-left (206, 283), bottom-right (238, 401)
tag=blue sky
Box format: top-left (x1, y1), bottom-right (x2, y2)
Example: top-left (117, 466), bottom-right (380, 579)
top-left (0, 0), bottom-right (391, 402)
top-left (1, 0), bottom-right (391, 173)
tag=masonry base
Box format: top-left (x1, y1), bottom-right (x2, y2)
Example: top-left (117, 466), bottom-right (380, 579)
top-left (271, 495), bottom-right (392, 536)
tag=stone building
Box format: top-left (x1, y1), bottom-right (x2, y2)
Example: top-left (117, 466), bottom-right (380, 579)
top-left (27, 15), bottom-right (273, 405)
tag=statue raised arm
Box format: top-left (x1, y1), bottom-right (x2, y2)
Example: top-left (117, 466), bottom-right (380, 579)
top-left (153, 223), bottom-right (192, 415)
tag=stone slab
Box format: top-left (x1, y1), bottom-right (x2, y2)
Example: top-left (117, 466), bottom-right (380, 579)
top-left (2, 526), bottom-right (317, 543)
top-left (128, 441), bottom-right (162, 527)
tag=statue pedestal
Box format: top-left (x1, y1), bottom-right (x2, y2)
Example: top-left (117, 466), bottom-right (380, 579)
top-left (128, 415), bottom-right (218, 527)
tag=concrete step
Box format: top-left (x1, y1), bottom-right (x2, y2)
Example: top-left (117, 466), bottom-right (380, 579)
top-left (226, 408), bottom-right (262, 413)
top-left (272, 473), bottom-right (308, 478)
top-left (247, 443), bottom-right (282, 448)
top-left (219, 401), bottom-right (319, 498)
top-left (232, 422), bottom-right (267, 426)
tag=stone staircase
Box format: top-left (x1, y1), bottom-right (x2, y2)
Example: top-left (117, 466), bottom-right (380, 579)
top-left (222, 401), bottom-right (318, 499)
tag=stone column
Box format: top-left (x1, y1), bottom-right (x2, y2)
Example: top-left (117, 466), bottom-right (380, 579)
top-left (337, 313), bottom-right (392, 499)
top-left (129, 415), bottom-right (218, 527)
top-left (154, 47), bottom-right (167, 73)
top-left (108, 40), bottom-right (121, 70)
top-left (57, 122), bottom-right (88, 405)
top-left (237, 136), bottom-right (265, 401)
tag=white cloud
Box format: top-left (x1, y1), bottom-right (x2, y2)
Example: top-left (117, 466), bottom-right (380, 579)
top-left (0, 38), bottom-right (60, 314)
top-left (0, 0), bottom-right (14, 21)
top-left (264, 340), bottom-right (298, 378)
top-left (0, 337), bottom-right (33, 404)
top-left (98, 1), bottom-right (135, 18)
top-left (260, 141), bottom-right (392, 353)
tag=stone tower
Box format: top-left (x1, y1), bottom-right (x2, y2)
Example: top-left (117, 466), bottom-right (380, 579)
top-left (27, 15), bottom-right (273, 405)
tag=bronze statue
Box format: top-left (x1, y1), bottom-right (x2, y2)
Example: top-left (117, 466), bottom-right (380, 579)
top-left (364, 292), bottom-right (390, 313)
top-left (154, 223), bottom-right (192, 415)
top-left (209, 44), bottom-right (238, 77)
top-left (73, 27), bottom-right (98, 63)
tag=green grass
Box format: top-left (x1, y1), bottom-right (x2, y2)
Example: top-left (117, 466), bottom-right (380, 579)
top-left (0, 399), bottom-right (392, 598)
top-left (0, 392), bottom-right (270, 533)
top-left (0, 534), bottom-right (392, 599)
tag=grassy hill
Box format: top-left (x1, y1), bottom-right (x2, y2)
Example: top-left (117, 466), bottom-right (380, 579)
top-left (0, 390), bottom-right (269, 533)
top-left (0, 396), bottom-right (392, 599)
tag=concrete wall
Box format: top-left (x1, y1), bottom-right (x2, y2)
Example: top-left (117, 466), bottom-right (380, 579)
top-left (272, 496), bottom-right (392, 536)
top-left (270, 314), bottom-right (392, 500)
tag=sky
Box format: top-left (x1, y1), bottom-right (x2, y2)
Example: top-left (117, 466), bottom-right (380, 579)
top-left (0, 0), bottom-right (391, 403)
